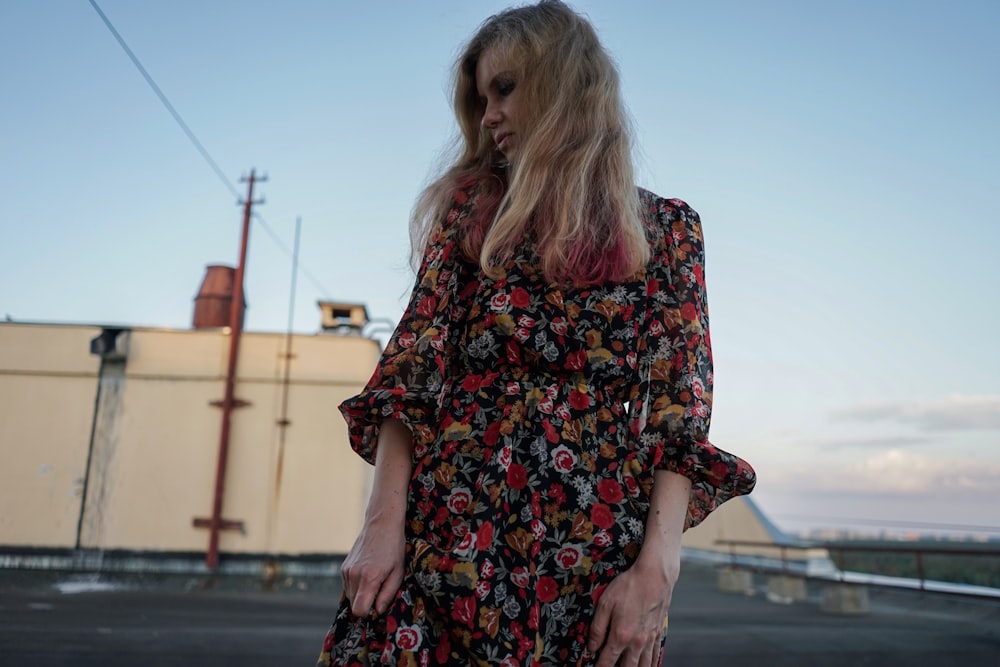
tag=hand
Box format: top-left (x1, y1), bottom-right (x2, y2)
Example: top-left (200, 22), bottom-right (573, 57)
top-left (587, 554), bottom-right (678, 667)
top-left (339, 514), bottom-right (405, 618)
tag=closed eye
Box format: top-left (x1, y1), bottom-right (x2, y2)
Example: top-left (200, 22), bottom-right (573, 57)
top-left (494, 76), bottom-right (516, 97)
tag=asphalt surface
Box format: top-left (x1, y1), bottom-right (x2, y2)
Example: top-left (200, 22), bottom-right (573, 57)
top-left (1, 564), bottom-right (998, 666)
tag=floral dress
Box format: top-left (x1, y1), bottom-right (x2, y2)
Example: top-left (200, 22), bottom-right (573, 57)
top-left (318, 187), bottom-right (756, 667)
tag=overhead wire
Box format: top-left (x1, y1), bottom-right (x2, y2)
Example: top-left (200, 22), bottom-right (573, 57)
top-left (86, 0), bottom-right (333, 301)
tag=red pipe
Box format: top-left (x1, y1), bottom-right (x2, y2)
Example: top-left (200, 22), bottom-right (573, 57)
top-left (206, 170), bottom-right (256, 570)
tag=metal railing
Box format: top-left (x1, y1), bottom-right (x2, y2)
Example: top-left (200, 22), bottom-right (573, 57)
top-left (714, 539), bottom-right (1000, 601)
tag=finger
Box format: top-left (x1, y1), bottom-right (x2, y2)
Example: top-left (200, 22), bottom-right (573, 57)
top-left (340, 567), bottom-right (353, 606)
top-left (594, 627), bottom-right (627, 667)
top-left (374, 564), bottom-right (404, 615)
top-left (587, 597), bottom-right (612, 654)
top-left (350, 571), bottom-right (382, 617)
top-left (594, 644), bottom-right (624, 667)
top-left (638, 637), bottom-right (656, 667)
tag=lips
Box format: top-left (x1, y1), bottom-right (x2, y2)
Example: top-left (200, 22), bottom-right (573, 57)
top-left (495, 132), bottom-right (512, 152)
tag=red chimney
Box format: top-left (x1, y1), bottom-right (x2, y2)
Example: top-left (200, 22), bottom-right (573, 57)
top-left (193, 265), bottom-right (246, 329)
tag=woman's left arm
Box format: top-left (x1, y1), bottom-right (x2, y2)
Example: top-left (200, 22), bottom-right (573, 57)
top-left (587, 469), bottom-right (691, 667)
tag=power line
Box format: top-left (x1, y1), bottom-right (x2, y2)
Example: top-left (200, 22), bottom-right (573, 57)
top-left (86, 0), bottom-right (239, 201)
top-left (252, 212), bottom-right (332, 299)
top-left (86, 0), bottom-right (335, 305)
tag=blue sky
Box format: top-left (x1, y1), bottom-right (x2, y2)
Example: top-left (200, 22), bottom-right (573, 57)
top-left (2, 0), bottom-right (998, 536)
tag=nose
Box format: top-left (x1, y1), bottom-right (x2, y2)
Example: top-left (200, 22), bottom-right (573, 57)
top-left (482, 102), bottom-right (501, 129)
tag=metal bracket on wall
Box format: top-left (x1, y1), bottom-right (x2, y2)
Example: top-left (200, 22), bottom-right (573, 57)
top-left (209, 398), bottom-right (251, 409)
top-left (191, 517), bottom-right (246, 534)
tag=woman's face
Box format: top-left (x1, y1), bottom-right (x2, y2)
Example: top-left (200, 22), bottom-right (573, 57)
top-left (476, 47), bottom-right (523, 165)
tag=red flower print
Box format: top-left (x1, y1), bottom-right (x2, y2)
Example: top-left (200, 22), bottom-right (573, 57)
top-left (475, 579), bottom-right (491, 600)
top-left (490, 292), bottom-right (509, 311)
top-left (528, 601), bottom-right (540, 630)
top-left (501, 656), bottom-right (519, 667)
top-left (416, 295), bottom-right (437, 318)
top-left (484, 420), bottom-right (500, 446)
top-left (566, 349), bottom-right (587, 371)
top-left (550, 317), bottom-right (568, 335)
top-left (398, 332), bottom-right (416, 348)
top-left (555, 545), bottom-right (582, 570)
top-left (551, 445), bottom-right (575, 473)
top-left (498, 444), bottom-right (512, 469)
top-left (517, 314), bottom-right (536, 328)
top-left (456, 532), bottom-right (474, 553)
top-left (507, 463), bottom-right (528, 490)
top-left (568, 389), bottom-right (591, 410)
top-left (447, 487), bottom-right (472, 515)
top-left (511, 567), bottom-right (530, 588)
top-left (543, 419), bottom-right (560, 444)
top-left (649, 319), bottom-right (665, 336)
top-left (452, 595), bottom-right (476, 628)
top-left (597, 478), bottom-right (625, 504)
top-left (548, 483), bottom-right (567, 505)
top-left (462, 374), bottom-right (481, 392)
top-left (476, 522), bottom-right (494, 551)
top-left (537, 576), bottom-right (559, 603)
top-left (680, 301), bottom-right (697, 321)
top-left (481, 559), bottom-right (494, 578)
top-left (623, 474), bottom-right (639, 497)
top-left (506, 341), bottom-right (522, 365)
top-left (692, 377), bottom-right (704, 398)
top-left (510, 287), bottom-right (531, 308)
top-left (692, 263), bottom-right (704, 285)
top-left (590, 502), bottom-right (615, 530)
top-left (531, 518), bottom-right (546, 540)
top-left (594, 531), bottom-right (613, 547)
top-left (435, 635), bottom-right (451, 664)
top-left (395, 624), bottom-right (422, 651)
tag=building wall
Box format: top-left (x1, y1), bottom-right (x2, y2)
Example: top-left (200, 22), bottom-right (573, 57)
top-left (0, 322), bottom-right (379, 556)
top-left (1, 321), bottom-right (766, 560)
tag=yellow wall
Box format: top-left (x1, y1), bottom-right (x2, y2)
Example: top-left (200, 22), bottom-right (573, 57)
top-left (1, 321), bottom-right (772, 560)
top-left (0, 324), bottom-right (100, 547)
top-left (0, 322), bottom-right (379, 555)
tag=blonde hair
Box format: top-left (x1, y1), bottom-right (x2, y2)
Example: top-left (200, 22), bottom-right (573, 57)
top-left (412, 0), bottom-right (650, 286)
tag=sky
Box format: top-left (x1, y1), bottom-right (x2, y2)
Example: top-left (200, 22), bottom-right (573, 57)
top-left (2, 0), bottom-right (998, 538)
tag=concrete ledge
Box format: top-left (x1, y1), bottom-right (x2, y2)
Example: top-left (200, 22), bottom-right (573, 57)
top-left (821, 582), bottom-right (870, 615)
top-left (717, 566), bottom-right (753, 593)
top-left (767, 575), bottom-right (807, 604)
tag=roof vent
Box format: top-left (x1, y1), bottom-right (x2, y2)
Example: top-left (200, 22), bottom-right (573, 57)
top-left (318, 301), bottom-right (369, 334)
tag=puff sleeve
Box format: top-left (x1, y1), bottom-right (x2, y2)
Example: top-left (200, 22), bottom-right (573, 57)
top-left (338, 189), bottom-right (474, 464)
top-left (633, 197), bottom-right (756, 528)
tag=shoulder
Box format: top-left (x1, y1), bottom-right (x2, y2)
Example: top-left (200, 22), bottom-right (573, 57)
top-left (637, 188), bottom-right (704, 255)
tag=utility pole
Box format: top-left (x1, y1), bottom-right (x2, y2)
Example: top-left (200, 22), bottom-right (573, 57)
top-left (194, 169), bottom-right (266, 571)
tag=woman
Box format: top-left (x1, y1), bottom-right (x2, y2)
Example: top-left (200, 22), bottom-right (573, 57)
top-left (318, 2), bottom-right (755, 666)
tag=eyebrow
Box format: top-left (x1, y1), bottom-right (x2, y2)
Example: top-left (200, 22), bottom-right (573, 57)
top-left (478, 71), bottom-right (516, 98)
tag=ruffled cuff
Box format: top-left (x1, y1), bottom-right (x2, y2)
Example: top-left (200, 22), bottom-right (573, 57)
top-left (652, 437), bottom-right (757, 529)
top-left (338, 385), bottom-right (441, 465)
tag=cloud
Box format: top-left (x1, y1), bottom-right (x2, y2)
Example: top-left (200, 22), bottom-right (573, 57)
top-left (801, 435), bottom-right (931, 450)
top-left (769, 449), bottom-right (1000, 497)
top-left (830, 395), bottom-right (1000, 432)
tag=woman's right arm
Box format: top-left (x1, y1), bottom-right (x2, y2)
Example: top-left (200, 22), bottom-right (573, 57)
top-left (339, 417), bottom-right (413, 617)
